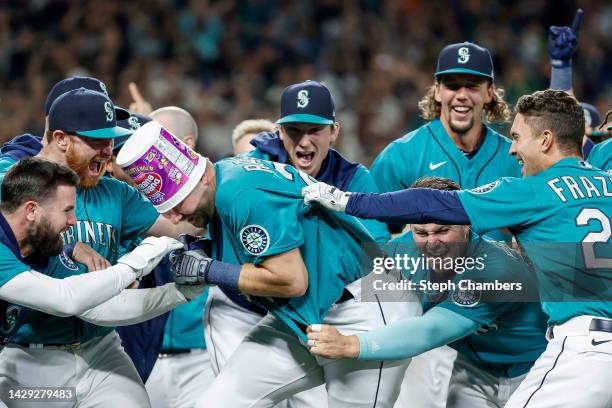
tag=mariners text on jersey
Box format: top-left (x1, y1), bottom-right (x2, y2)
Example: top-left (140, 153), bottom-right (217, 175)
top-left (62, 220), bottom-right (118, 253)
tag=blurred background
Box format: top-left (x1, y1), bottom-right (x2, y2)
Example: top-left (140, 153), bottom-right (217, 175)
top-left (1, 0), bottom-right (610, 163)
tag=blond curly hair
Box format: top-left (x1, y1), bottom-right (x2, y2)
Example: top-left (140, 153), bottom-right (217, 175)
top-left (417, 82), bottom-right (511, 124)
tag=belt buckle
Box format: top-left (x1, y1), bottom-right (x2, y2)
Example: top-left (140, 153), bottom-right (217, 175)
top-left (61, 342), bottom-right (81, 350)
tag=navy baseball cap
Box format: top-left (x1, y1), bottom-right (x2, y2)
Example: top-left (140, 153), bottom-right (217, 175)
top-left (48, 88), bottom-right (132, 139)
top-left (277, 81), bottom-right (335, 125)
top-left (45, 76), bottom-right (129, 119)
top-left (579, 102), bottom-right (601, 127)
top-left (435, 42), bottom-right (494, 81)
top-left (113, 113), bottom-right (153, 155)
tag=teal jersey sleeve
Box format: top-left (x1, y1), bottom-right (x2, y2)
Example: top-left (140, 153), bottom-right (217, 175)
top-left (588, 139), bottom-right (612, 171)
top-left (0, 244), bottom-right (28, 286)
top-left (357, 307), bottom-right (479, 361)
top-left (347, 166), bottom-right (390, 243)
top-left (162, 290), bottom-right (207, 350)
top-left (118, 182), bottom-right (160, 241)
top-left (457, 178), bottom-right (539, 235)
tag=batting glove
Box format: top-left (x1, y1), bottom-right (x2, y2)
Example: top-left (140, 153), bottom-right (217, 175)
top-left (302, 182), bottom-right (351, 212)
top-left (118, 236), bottom-right (184, 279)
top-left (170, 250), bottom-right (212, 285)
top-left (548, 9), bottom-right (582, 68)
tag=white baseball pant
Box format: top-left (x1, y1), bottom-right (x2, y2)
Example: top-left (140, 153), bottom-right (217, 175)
top-left (505, 315), bottom-right (612, 408)
top-left (197, 282), bottom-right (419, 407)
top-left (0, 331), bottom-right (149, 408)
top-left (145, 349), bottom-right (215, 408)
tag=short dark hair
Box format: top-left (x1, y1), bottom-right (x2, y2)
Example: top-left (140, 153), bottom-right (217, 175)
top-left (1, 157), bottom-right (79, 213)
top-left (515, 90), bottom-right (584, 154)
top-left (410, 176), bottom-right (460, 191)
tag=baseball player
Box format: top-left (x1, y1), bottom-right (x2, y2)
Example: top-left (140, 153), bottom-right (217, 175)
top-left (370, 42), bottom-right (520, 240)
top-left (120, 128), bottom-right (417, 407)
top-left (588, 110), bottom-right (612, 171)
top-left (202, 81), bottom-right (392, 407)
top-left (231, 119), bottom-right (276, 155)
top-left (0, 87), bottom-right (197, 407)
top-left (0, 158), bottom-right (184, 351)
top-left (142, 106), bottom-right (215, 408)
top-left (370, 41), bottom-right (519, 407)
top-left (303, 89), bottom-right (612, 407)
top-left (305, 176), bottom-right (548, 408)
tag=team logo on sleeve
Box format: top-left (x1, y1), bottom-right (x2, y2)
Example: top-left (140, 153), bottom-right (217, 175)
top-left (59, 250), bottom-right (79, 271)
top-left (470, 180), bottom-right (500, 194)
top-left (451, 282), bottom-right (481, 307)
top-left (240, 225), bottom-right (270, 255)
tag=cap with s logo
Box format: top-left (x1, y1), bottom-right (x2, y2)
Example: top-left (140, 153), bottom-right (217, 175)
top-left (48, 88), bottom-right (132, 139)
top-left (435, 42), bottom-right (494, 81)
top-left (277, 80), bottom-right (335, 125)
top-left (45, 76), bottom-right (129, 119)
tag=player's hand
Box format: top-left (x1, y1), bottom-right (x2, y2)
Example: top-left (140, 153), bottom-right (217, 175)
top-left (170, 250), bottom-right (213, 285)
top-left (302, 182), bottom-right (351, 212)
top-left (177, 234), bottom-right (213, 254)
top-left (71, 242), bottom-right (111, 272)
top-left (128, 82), bottom-right (153, 115)
top-left (176, 283), bottom-right (208, 300)
top-left (548, 8), bottom-right (583, 67)
top-left (118, 236), bottom-right (184, 279)
top-left (306, 324), bottom-right (360, 359)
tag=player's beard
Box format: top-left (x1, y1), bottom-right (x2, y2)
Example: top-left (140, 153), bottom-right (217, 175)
top-left (66, 144), bottom-right (108, 189)
top-left (22, 218), bottom-right (64, 259)
top-left (448, 115), bottom-right (474, 135)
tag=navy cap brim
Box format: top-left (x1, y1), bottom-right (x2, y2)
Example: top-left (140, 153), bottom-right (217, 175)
top-left (115, 106), bottom-right (130, 120)
top-left (76, 126), bottom-right (132, 139)
top-left (277, 114), bottom-right (334, 125)
top-left (435, 68), bottom-right (493, 80)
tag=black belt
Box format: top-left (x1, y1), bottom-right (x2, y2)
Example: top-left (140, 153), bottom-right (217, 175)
top-left (591, 318), bottom-right (612, 333)
top-left (294, 289), bottom-right (355, 335)
top-left (14, 342), bottom-right (81, 349)
top-left (158, 349), bottom-right (191, 357)
top-left (336, 288), bottom-right (354, 304)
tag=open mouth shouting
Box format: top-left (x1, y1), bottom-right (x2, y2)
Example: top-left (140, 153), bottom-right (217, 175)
top-left (296, 151), bottom-right (315, 168)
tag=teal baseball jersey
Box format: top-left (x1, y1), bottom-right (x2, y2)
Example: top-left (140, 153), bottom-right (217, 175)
top-left (388, 232), bottom-right (547, 376)
top-left (588, 139), bottom-right (612, 172)
top-left (247, 146), bottom-right (389, 243)
top-left (371, 119), bottom-right (521, 240)
top-left (0, 244), bottom-right (30, 287)
top-left (457, 158), bottom-right (612, 325)
top-left (161, 291), bottom-right (207, 350)
top-left (211, 156), bottom-right (376, 340)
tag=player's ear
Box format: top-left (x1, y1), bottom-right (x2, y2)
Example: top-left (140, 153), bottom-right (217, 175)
top-left (330, 122), bottom-right (340, 144)
top-left (434, 82), bottom-right (442, 103)
top-left (52, 130), bottom-right (70, 152)
top-left (23, 201), bottom-right (39, 222)
top-left (485, 83), bottom-right (494, 104)
top-left (540, 129), bottom-right (554, 152)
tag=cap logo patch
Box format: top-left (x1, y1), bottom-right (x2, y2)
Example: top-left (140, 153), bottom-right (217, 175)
top-left (104, 101), bottom-right (114, 122)
top-left (297, 90), bottom-right (309, 108)
top-left (99, 82), bottom-right (109, 96)
top-left (128, 116), bottom-right (141, 130)
top-left (458, 47), bottom-right (470, 64)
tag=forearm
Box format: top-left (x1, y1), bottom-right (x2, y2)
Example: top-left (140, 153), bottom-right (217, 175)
top-left (346, 189), bottom-right (470, 225)
top-left (357, 308), bottom-right (478, 361)
top-left (78, 283), bottom-right (187, 326)
top-left (0, 265), bottom-right (137, 317)
top-left (237, 263), bottom-right (305, 298)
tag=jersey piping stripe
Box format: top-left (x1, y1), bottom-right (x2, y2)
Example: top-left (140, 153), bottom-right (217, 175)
top-left (372, 294), bottom-right (386, 407)
top-left (474, 134), bottom-right (501, 188)
top-left (427, 125), bottom-right (463, 187)
top-left (522, 336), bottom-right (567, 407)
top-left (206, 293), bottom-right (222, 374)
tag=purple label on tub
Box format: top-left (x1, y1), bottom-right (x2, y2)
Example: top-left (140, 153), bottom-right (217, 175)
top-left (124, 128), bottom-right (200, 206)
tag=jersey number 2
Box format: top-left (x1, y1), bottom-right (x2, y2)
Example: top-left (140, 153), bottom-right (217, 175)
top-left (576, 208), bottom-right (612, 269)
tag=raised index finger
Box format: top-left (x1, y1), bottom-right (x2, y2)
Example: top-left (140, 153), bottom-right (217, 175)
top-left (571, 8), bottom-right (583, 36)
top-left (129, 82), bottom-right (145, 103)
